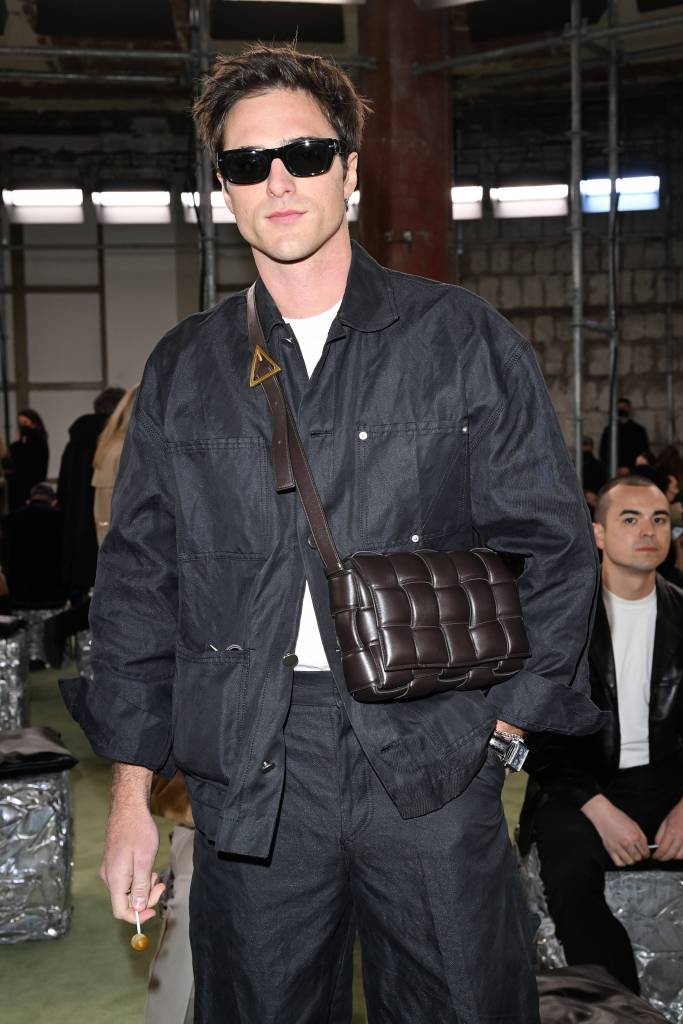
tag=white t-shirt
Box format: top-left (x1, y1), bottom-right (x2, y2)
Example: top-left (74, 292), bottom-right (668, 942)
top-left (283, 300), bottom-right (342, 671)
top-left (602, 585), bottom-right (657, 769)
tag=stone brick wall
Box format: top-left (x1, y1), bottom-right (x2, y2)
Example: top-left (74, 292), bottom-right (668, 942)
top-left (454, 198), bottom-right (682, 456)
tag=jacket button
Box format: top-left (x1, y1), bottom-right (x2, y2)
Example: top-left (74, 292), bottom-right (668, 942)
top-left (283, 652), bottom-right (299, 667)
top-left (307, 533), bottom-right (317, 549)
top-left (261, 761), bottom-right (275, 773)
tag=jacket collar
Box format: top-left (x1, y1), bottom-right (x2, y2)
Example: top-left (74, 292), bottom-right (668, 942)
top-left (589, 590), bottom-right (617, 703)
top-left (252, 241), bottom-right (399, 344)
top-left (650, 574), bottom-right (679, 691)
top-left (591, 575), bottom-right (677, 702)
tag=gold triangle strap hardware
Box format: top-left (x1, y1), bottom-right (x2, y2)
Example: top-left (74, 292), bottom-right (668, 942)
top-left (249, 344), bottom-right (282, 388)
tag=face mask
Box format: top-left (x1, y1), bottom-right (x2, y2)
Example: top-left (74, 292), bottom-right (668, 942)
top-left (617, 411), bottom-right (628, 421)
top-left (19, 425), bottom-right (33, 437)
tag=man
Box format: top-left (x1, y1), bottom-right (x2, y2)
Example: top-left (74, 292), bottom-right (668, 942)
top-left (519, 476), bottom-right (683, 995)
top-left (1, 482), bottom-right (66, 611)
top-left (599, 397), bottom-right (650, 474)
top-left (583, 435), bottom-right (606, 496)
top-left (61, 45), bottom-right (603, 1023)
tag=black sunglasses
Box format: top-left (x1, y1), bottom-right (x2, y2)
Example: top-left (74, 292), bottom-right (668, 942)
top-left (216, 137), bottom-right (343, 185)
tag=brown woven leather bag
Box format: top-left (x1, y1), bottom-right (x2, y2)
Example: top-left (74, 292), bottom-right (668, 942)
top-left (247, 286), bottom-right (530, 703)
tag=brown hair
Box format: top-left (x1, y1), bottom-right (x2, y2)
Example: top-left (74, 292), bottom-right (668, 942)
top-left (192, 43), bottom-right (371, 166)
top-left (594, 475), bottom-right (666, 525)
top-left (93, 386), bottom-right (138, 471)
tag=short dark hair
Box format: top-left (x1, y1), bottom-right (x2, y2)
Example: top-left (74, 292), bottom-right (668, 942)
top-left (94, 387), bottom-right (126, 418)
top-left (617, 397), bottom-right (631, 408)
top-left (594, 475), bottom-right (666, 525)
top-left (193, 43), bottom-right (371, 166)
top-left (29, 482), bottom-right (55, 503)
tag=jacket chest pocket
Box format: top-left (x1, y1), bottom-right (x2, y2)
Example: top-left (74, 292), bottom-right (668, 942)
top-left (167, 436), bottom-right (270, 556)
top-left (356, 421), bottom-right (466, 546)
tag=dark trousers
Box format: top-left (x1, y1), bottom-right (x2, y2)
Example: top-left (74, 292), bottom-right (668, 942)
top-left (189, 672), bottom-right (539, 1024)
top-left (534, 765), bottom-right (683, 995)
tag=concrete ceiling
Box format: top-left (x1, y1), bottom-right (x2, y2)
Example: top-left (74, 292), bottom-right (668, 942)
top-left (1, 0), bottom-right (682, 188)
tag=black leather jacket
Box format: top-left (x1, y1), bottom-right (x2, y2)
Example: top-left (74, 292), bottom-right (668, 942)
top-left (519, 574), bottom-right (683, 854)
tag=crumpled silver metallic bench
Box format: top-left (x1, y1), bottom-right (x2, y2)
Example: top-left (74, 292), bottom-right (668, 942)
top-left (519, 843), bottom-right (683, 1024)
top-left (0, 727), bottom-right (78, 943)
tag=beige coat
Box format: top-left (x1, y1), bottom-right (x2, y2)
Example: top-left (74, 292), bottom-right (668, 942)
top-left (91, 440), bottom-right (123, 546)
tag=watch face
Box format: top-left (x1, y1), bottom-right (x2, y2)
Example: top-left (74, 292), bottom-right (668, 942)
top-left (508, 741), bottom-right (529, 772)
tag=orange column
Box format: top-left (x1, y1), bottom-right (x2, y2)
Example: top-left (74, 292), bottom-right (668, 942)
top-left (358, 0), bottom-right (453, 281)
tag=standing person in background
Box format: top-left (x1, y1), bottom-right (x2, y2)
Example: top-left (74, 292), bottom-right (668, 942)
top-left (92, 387), bottom-right (138, 546)
top-left (57, 387), bottom-right (124, 602)
top-left (600, 398), bottom-right (650, 475)
top-left (8, 409), bottom-right (49, 510)
top-left (43, 387), bottom-right (125, 668)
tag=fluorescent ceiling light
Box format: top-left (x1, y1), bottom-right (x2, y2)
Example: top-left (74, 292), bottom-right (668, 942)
top-left (2, 188), bottom-right (84, 223)
top-left (92, 191), bottom-right (170, 207)
top-left (92, 190), bottom-right (171, 224)
top-left (451, 186), bottom-right (483, 203)
top-left (580, 176), bottom-right (660, 213)
top-left (451, 185), bottom-right (483, 221)
top-left (490, 183), bottom-right (568, 218)
top-left (3, 188), bottom-right (83, 206)
top-left (181, 191), bottom-right (236, 224)
top-left (222, 0), bottom-right (364, 3)
top-left (491, 184), bottom-right (568, 202)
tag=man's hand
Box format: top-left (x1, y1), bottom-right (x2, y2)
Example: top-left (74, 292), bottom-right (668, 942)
top-left (581, 794), bottom-right (651, 867)
top-left (100, 764), bottom-right (165, 925)
top-left (653, 798), bottom-right (683, 862)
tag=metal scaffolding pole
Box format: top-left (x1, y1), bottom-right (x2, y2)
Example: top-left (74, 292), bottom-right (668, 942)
top-left (0, 43), bottom-right (192, 62)
top-left (0, 69), bottom-right (178, 85)
top-left (191, 0), bottom-right (217, 311)
top-left (664, 173), bottom-right (676, 445)
top-left (606, 0), bottom-right (620, 478)
top-left (0, 208), bottom-right (11, 449)
top-left (570, 0), bottom-right (584, 485)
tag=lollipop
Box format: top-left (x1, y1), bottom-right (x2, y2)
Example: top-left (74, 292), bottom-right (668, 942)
top-left (131, 910), bottom-right (150, 951)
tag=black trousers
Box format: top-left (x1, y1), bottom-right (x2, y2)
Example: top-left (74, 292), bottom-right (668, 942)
top-left (534, 765), bottom-right (683, 995)
top-left (189, 672), bottom-right (539, 1024)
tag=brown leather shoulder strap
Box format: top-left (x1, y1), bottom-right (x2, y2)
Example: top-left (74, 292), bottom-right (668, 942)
top-left (246, 285), bottom-right (343, 577)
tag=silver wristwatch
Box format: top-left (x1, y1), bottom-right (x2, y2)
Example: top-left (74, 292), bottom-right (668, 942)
top-left (488, 730), bottom-right (529, 772)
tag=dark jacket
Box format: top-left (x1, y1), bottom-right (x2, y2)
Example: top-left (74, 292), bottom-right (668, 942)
top-left (57, 412), bottom-right (107, 593)
top-left (60, 243), bottom-right (603, 858)
top-left (8, 432), bottom-right (49, 510)
top-left (519, 574), bottom-right (683, 854)
top-left (599, 418), bottom-right (650, 472)
top-left (1, 502), bottom-right (67, 608)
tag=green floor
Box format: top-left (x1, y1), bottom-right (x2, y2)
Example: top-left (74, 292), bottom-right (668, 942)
top-left (4, 664), bottom-right (527, 1024)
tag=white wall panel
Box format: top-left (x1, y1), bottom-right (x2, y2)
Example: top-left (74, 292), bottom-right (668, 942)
top-left (25, 248), bottom-right (98, 287)
top-left (103, 225), bottom-right (178, 388)
top-left (28, 388), bottom-right (101, 481)
top-left (26, 293), bottom-right (102, 383)
top-left (216, 225), bottom-right (255, 287)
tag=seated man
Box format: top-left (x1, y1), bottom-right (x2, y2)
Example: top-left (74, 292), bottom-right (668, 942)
top-left (519, 476), bottom-right (683, 994)
top-left (1, 482), bottom-right (67, 609)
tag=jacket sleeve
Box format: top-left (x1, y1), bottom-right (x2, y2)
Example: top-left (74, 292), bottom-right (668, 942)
top-left (465, 311), bottom-right (606, 735)
top-left (59, 360), bottom-right (177, 775)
